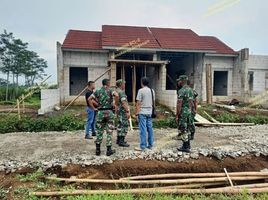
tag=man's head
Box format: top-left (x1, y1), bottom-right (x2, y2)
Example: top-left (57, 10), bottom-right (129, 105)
top-left (87, 81), bottom-right (95, 90)
top-left (176, 75), bottom-right (188, 87)
top-left (102, 78), bottom-right (110, 87)
top-left (141, 77), bottom-right (149, 87)
top-left (116, 79), bottom-right (126, 90)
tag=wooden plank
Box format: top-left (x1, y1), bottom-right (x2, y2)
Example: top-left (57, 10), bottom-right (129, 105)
top-left (109, 59), bottom-right (169, 65)
top-left (195, 122), bottom-right (254, 126)
top-left (194, 113), bottom-right (211, 123)
top-left (203, 111), bottom-right (219, 123)
top-left (110, 62), bottom-right (116, 86)
top-left (224, 168), bottom-right (234, 187)
top-left (206, 64), bottom-right (212, 104)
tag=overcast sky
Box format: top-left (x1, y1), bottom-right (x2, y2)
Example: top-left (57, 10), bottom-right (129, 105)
top-left (0, 0), bottom-right (267, 83)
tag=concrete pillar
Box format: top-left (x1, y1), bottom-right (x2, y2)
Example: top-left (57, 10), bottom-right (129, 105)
top-left (57, 42), bottom-right (64, 105)
top-left (160, 64), bottom-right (167, 90)
top-left (240, 48), bottom-right (249, 102)
top-left (109, 51), bottom-right (116, 86)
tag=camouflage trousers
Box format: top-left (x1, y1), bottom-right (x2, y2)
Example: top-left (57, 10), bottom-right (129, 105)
top-left (178, 113), bottom-right (192, 142)
top-left (95, 110), bottom-right (114, 146)
top-left (117, 112), bottom-right (129, 137)
top-left (189, 113), bottom-right (196, 134)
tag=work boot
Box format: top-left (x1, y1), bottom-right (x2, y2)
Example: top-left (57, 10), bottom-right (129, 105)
top-left (177, 141), bottom-right (191, 153)
top-left (116, 136), bottom-right (120, 145)
top-left (96, 143), bottom-right (101, 156)
top-left (118, 136), bottom-right (130, 147)
top-left (190, 132), bottom-right (195, 140)
top-left (106, 146), bottom-right (116, 156)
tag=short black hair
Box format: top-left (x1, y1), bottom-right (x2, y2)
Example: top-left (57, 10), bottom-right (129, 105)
top-left (141, 77), bottom-right (149, 86)
top-left (102, 78), bottom-right (110, 86)
top-left (87, 81), bottom-right (94, 86)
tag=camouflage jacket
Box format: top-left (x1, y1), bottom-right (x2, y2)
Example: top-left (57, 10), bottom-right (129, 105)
top-left (177, 85), bottom-right (194, 114)
top-left (117, 88), bottom-right (128, 114)
top-left (92, 86), bottom-right (114, 109)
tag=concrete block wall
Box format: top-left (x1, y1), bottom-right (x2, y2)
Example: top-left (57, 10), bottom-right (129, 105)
top-left (248, 55), bottom-right (268, 94)
top-left (63, 51), bottom-right (108, 67)
top-left (155, 90), bottom-right (177, 112)
top-left (203, 55), bottom-right (235, 102)
top-left (40, 89), bottom-right (60, 113)
top-left (61, 50), bottom-right (109, 104)
top-left (154, 64), bottom-right (177, 111)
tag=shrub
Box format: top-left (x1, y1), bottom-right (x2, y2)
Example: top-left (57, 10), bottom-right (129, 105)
top-left (0, 113), bottom-right (84, 133)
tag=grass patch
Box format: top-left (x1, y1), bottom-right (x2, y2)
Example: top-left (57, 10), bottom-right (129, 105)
top-left (0, 112), bottom-right (84, 133)
top-left (17, 171), bottom-right (45, 182)
top-left (64, 193), bottom-right (268, 200)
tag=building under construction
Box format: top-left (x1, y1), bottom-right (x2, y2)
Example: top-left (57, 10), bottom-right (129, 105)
top-left (50, 25), bottom-right (268, 112)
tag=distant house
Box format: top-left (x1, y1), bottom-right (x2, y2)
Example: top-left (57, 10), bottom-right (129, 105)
top-left (49, 25), bottom-right (268, 112)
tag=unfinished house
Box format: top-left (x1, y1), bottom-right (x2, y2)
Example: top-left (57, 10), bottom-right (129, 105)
top-left (48, 25), bottom-right (267, 112)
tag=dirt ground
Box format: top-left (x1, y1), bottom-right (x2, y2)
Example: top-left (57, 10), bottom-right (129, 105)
top-left (0, 125), bottom-right (268, 168)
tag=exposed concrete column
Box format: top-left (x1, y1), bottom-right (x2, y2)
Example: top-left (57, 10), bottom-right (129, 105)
top-left (57, 42), bottom-right (64, 105)
top-left (160, 64), bottom-right (167, 90)
top-left (109, 52), bottom-right (116, 86)
top-left (240, 48), bottom-right (249, 102)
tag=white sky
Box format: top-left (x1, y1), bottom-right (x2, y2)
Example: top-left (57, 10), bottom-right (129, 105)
top-left (0, 0), bottom-right (267, 83)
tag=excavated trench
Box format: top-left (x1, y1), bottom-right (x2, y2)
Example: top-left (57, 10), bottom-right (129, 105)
top-left (0, 155), bottom-right (268, 199)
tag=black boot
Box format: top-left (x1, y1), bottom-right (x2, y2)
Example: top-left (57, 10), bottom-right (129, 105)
top-left (96, 143), bottom-right (101, 156)
top-left (106, 146), bottom-right (116, 156)
top-left (190, 132), bottom-right (195, 140)
top-left (116, 136), bottom-right (120, 145)
top-left (92, 132), bottom-right (96, 136)
top-left (118, 136), bottom-right (130, 147)
top-left (177, 141), bottom-right (191, 153)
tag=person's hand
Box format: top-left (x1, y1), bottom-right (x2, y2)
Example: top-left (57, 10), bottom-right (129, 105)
top-left (126, 112), bottom-right (130, 119)
top-left (176, 115), bottom-right (179, 123)
top-left (93, 108), bottom-right (98, 111)
top-left (136, 114), bottom-right (139, 123)
top-left (114, 105), bottom-right (119, 113)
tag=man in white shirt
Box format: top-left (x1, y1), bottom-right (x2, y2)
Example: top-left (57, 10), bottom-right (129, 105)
top-left (135, 77), bottom-right (155, 151)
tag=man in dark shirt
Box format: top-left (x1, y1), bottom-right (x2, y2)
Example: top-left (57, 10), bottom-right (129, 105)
top-left (85, 81), bottom-right (97, 139)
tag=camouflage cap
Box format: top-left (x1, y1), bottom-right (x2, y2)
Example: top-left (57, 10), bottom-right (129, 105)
top-left (116, 79), bottom-right (125, 87)
top-left (176, 75), bottom-right (188, 81)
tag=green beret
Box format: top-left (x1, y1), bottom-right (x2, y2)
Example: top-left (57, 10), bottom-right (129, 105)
top-left (176, 75), bottom-right (188, 81)
top-left (116, 79), bottom-right (125, 87)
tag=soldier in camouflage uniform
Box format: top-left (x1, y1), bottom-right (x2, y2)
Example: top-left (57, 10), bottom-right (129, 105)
top-left (88, 79), bottom-right (118, 156)
top-left (176, 75), bottom-right (195, 152)
top-left (188, 81), bottom-right (198, 140)
top-left (116, 79), bottom-right (130, 147)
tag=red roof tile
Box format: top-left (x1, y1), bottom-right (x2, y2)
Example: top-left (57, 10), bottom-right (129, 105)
top-left (149, 27), bottom-right (215, 51)
top-left (102, 25), bottom-right (160, 49)
top-left (62, 30), bottom-right (102, 50)
top-left (61, 26), bottom-right (237, 55)
top-left (200, 36), bottom-right (237, 55)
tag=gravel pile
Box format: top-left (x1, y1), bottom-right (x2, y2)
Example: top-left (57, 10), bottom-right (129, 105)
top-left (0, 125), bottom-right (267, 173)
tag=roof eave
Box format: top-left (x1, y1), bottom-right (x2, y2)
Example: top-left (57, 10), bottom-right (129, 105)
top-left (205, 53), bottom-right (239, 57)
top-left (103, 46), bottom-right (216, 53)
top-left (61, 47), bottom-right (108, 53)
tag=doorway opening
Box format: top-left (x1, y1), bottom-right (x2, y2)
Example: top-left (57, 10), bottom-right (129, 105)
top-left (69, 67), bottom-right (88, 96)
top-left (213, 71), bottom-right (228, 96)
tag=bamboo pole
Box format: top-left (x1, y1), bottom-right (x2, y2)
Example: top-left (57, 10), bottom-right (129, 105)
top-left (203, 111), bottom-right (219, 123)
top-left (17, 99), bottom-right (21, 120)
top-left (46, 176), bottom-right (268, 185)
top-left (22, 94), bottom-right (25, 113)
top-left (64, 67), bottom-right (111, 110)
top-left (120, 172), bottom-right (268, 180)
top-left (194, 122), bottom-right (254, 126)
top-left (30, 186), bottom-right (268, 197)
top-left (224, 168), bottom-right (233, 187)
top-left (8, 75), bottom-right (51, 114)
